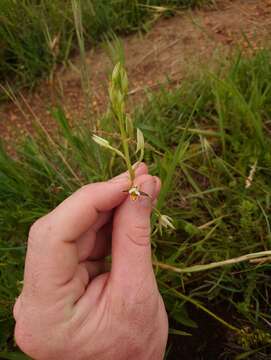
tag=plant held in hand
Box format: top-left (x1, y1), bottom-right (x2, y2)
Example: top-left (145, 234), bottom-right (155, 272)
top-left (93, 61), bottom-right (175, 233)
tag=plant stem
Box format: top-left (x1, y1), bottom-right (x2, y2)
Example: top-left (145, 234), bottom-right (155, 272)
top-left (154, 250), bottom-right (271, 274)
top-left (118, 113), bottom-right (135, 182)
top-left (168, 287), bottom-right (241, 333)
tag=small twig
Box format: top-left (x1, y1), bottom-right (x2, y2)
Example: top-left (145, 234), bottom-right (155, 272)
top-left (154, 250), bottom-right (271, 274)
top-left (128, 82), bottom-right (161, 96)
top-left (197, 215), bottom-right (225, 230)
top-left (128, 76), bottom-right (180, 96)
top-left (249, 256), bottom-right (271, 265)
top-left (133, 39), bottom-right (179, 69)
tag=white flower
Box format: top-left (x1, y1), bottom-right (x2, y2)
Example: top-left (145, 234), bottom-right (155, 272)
top-left (159, 214), bottom-right (175, 230)
top-left (128, 186), bottom-right (141, 201)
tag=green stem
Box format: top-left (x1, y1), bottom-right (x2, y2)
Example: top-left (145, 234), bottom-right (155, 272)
top-left (167, 286), bottom-right (241, 334)
top-left (153, 207), bottom-right (161, 217)
top-left (118, 113), bottom-right (134, 182)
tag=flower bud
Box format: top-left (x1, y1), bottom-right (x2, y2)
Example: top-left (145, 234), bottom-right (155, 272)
top-left (92, 134), bottom-right (126, 160)
top-left (111, 62), bottom-right (128, 96)
top-left (92, 134), bottom-right (110, 148)
top-left (136, 128), bottom-right (145, 162)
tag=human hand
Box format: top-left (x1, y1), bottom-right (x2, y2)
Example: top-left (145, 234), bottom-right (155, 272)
top-left (14, 163), bottom-right (168, 360)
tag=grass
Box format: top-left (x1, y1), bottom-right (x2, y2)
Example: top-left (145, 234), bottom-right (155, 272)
top-left (1, 48), bottom-right (271, 358)
top-left (0, 0), bottom-right (205, 95)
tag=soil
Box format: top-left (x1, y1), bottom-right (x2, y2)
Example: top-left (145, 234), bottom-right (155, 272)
top-left (167, 303), bottom-right (235, 360)
top-left (167, 302), bottom-right (271, 360)
top-left (1, 0), bottom-right (271, 153)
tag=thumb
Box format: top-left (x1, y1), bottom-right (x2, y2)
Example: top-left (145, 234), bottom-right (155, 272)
top-left (111, 174), bottom-right (160, 293)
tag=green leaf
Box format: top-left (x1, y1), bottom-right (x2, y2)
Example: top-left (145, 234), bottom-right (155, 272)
top-left (170, 303), bottom-right (198, 329)
top-left (169, 328), bottom-right (192, 337)
top-left (0, 352), bottom-right (31, 360)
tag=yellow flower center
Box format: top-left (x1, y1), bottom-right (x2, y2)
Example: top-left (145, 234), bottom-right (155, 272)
top-left (128, 186), bottom-right (141, 201)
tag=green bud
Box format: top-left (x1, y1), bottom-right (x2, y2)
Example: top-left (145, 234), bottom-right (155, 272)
top-left (136, 128), bottom-right (145, 162)
top-left (92, 134), bottom-right (126, 160)
top-left (111, 62), bottom-right (128, 97)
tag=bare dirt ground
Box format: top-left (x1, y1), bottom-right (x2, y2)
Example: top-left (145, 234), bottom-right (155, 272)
top-left (1, 0), bottom-right (271, 152)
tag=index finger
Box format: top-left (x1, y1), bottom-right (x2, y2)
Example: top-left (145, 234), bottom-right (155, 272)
top-left (23, 164), bottom-right (148, 294)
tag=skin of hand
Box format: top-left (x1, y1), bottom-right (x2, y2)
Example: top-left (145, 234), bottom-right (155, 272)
top-left (13, 163), bottom-right (168, 360)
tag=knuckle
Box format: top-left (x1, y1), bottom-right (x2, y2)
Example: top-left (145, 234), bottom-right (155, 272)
top-left (78, 183), bottom-right (98, 195)
top-left (128, 224), bottom-right (150, 246)
top-left (29, 216), bottom-right (49, 240)
top-left (28, 215), bottom-right (54, 248)
top-left (79, 184), bottom-right (90, 193)
top-left (134, 223), bottom-right (150, 235)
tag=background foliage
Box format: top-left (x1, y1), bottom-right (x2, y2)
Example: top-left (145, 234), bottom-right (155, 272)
top-left (1, 49), bottom-right (271, 358)
top-left (0, 0), bottom-right (204, 91)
